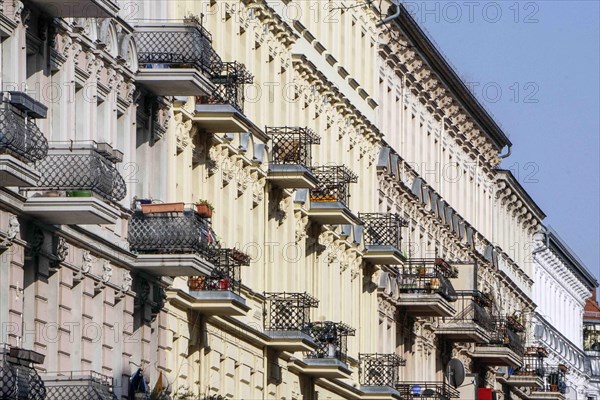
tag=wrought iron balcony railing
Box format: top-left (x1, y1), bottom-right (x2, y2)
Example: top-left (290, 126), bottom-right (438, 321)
top-left (361, 213), bottom-right (407, 249)
top-left (512, 349), bottom-right (546, 377)
top-left (43, 370), bottom-right (114, 400)
top-left (188, 248), bottom-right (250, 294)
top-left (0, 344), bottom-right (46, 400)
top-left (0, 105), bottom-right (48, 163)
top-left (267, 127), bottom-right (321, 166)
top-left (310, 166), bottom-right (358, 206)
top-left (398, 259), bottom-right (458, 301)
top-left (440, 290), bottom-right (494, 329)
top-left (134, 23), bottom-right (216, 74)
top-left (484, 317), bottom-right (525, 356)
top-left (359, 353), bottom-right (405, 388)
top-left (533, 365), bottom-right (568, 394)
top-left (264, 292), bottom-right (319, 331)
top-left (128, 209), bottom-right (214, 256)
top-left (306, 321), bottom-right (356, 364)
top-left (24, 142), bottom-right (126, 202)
top-left (396, 382), bottom-right (460, 399)
top-left (197, 61), bottom-right (254, 113)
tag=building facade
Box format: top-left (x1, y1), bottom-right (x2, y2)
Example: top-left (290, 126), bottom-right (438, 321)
top-left (0, 1), bottom-right (592, 400)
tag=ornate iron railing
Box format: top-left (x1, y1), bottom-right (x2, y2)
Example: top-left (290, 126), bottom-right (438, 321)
top-left (483, 317), bottom-right (525, 356)
top-left (197, 61), bottom-right (254, 113)
top-left (43, 370), bottom-right (115, 400)
top-left (533, 365), bottom-right (568, 394)
top-left (0, 105), bottom-right (48, 163)
top-left (359, 353), bottom-right (405, 388)
top-left (512, 349), bottom-right (546, 377)
top-left (398, 259), bottom-right (458, 301)
top-left (267, 127), bottom-right (320, 166)
top-left (305, 321), bottom-right (355, 364)
top-left (134, 23), bottom-right (216, 74)
top-left (0, 344), bottom-right (46, 400)
top-left (310, 165), bottom-right (358, 206)
top-left (264, 292), bottom-right (319, 332)
top-left (439, 291), bottom-right (494, 330)
top-left (24, 143), bottom-right (126, 202)
top-left (360, 213), bottom-right (407, 249)
top-left (128, 209), bottom-right (214, 256)
top-left (188, 248), bottom-right (250, 294)
top-left (396, 382), bottom-right (460, 399)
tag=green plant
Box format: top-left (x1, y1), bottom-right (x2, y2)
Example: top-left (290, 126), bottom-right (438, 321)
top-left (196, 199), bottom-right (214, 212)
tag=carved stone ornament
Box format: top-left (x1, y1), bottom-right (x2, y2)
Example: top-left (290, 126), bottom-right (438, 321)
top-left (75, 250), bottom-right (93, 282)
top-left (0, 215), bottom-right (20, 250)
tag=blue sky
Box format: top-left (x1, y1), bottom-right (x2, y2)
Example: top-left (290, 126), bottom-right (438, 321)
top-left (407, 0), bottom-right (600, 276)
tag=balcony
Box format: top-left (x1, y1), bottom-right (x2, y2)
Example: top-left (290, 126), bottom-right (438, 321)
top-left (0, 102), bottom-right (48, 187)
top-left (25, 0), bottom-right (119, 17)
top-left (436, 291), bottom-right (494, 343)
top-left (522, 365), bottom-right (568, 400)
top-left (22, 142), bottom-right (126, 225)
top-left (499, 347), bottom-right (547, 389)
top-left (180, 248), bottom-right (251, 316)
top-left (0, 344), bottom-right (46, 400)
top-left (128, 202), bottom-right (216, 276)
top-left (134, 23), bottom-right (215, 96)
top-left (193, 62), bottom-right (257, 134)
top-left (359, 353), bottom-right (405, 399)
top-left (471, 317), bottom-right (525, 367)
top-left (264, 292), bottom-right (319, 352)
top-left (308, 166), bottom-right (360, 225)
top-left (303, 321), bottom-right (355, 379)
top-left (43, 371), bottom-right (115, 400)
top-left (396, 382), bottom-right (460, 399)
top-left (267, 127), bottom-right (320, 189)
top-left (397, 258), bottom-right (457, 317)
top-left (360, 213), bottom-right (407, 265)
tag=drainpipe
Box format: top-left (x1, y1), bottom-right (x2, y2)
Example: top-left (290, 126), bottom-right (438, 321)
top-left (498, 144), bottom-right (512, 159)
top-left (376, 0), bottom-right (401, 26)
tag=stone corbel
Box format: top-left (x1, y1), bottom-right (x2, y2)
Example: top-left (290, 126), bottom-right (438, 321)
top-left (94, 260), bottom-right (112, 294)
top-left (49, 236), bottom-right (69, 272)
top-left (75, 250), bottom-right (93, 282)
top-left (117, 271), bottom-right (132, 300)
top-left (0, 215), bottom-right (20, 252)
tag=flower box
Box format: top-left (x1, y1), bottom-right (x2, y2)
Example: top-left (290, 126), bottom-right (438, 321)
top-left (141, 202), bottom-right (185, 214)
top-left (196, 203), bottom-right (212, 218)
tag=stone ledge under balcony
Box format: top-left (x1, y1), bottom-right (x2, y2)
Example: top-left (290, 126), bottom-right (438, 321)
top-left (360, 386), bottom-right (402, 400)
top-left (396, 293), bottom-right (455, 317)
top-left (435, 321), bottom-right (491, 343)
top-left (132, 254), bottom-right (214, 277)
top-left (22, 196), bottom-right (120, 225)
top-left (511, 387), bottom-right (565, 400)
top-left (300, 358), bottom-right (352, 379)
top-left (193, 104), bottom-right (265, 137)
top-left (308, 201), bottom-right (361, 225)
top-left (470, 346), bottom-right (522, 368)
top-left (26, 0), bottom-right (119, 17)
top-left (0, 155), bottom-right (40, 187)
top-left (136, 68), bottom-right (214, 96)
top-left (266, 330), bottom-right (317, 353)
top-left (497, 373), bottom-right (543, 388)
top-left (167, 289), bottom-right (250, 316)
top-left (362, 245), bottom-right (406, 265)
top-left (267, 164), bottom-right (319, 189)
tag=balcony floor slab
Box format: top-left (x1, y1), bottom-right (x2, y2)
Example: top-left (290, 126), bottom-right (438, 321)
top-left (133, 254), bottom-right (214, 277)
top-left (362, 245), bottom-right (406, 265)
top-left (267, 164), bottom-right (319, 189)
top-left (435, 322), bottom-right (491, 343)
top-left (301, 358), bottom-right (352, 379)
top-left (0, 155), bottom-right (40, 187)
top-left (266, 330), bottom-right (317, 353)
top-left (308, 201), bottom-right (361, 225)
top-left (397, 293), bottom-right (455, 317)
top-left (470, 346), bottom-right (523, 367)
top-left (22, 196), bottom-right (120, 225)
top-left (137, 68), bottom-right (213, 96)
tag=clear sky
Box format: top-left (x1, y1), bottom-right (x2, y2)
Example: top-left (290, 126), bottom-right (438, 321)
top-left (406, 0), bottom-right (600, 276)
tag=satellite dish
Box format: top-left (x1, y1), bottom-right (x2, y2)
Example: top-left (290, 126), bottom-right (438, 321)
top-left (447, 358), bottom-right (466, 388)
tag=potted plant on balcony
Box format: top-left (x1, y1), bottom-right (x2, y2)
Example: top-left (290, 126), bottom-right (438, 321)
top-left (231, 248), bottom-right (250, 265)
top-left (196, 199), bottom-right (214, 218)
top-left (188, 276), bottom-right (206, 291)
